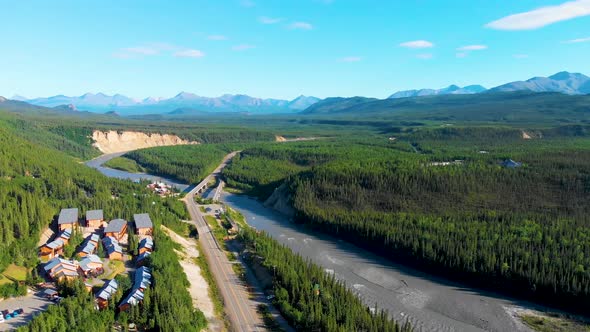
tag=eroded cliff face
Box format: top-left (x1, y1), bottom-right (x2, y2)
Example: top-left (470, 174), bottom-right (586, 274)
top-left (92, 130), bottom-right (199, 154)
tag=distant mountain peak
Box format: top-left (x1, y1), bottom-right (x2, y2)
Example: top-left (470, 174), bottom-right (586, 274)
top-left (0, 96), bottom-right (6, 102)
top-left (491, 71), bottom-right (590, 95)
top-left (11, 94), bottom-right (28, 101)
top-left (174, 91), bottom-right (199, 99)
top-left (548, 71), bottom-right (587, 81)
top-left (389, 84), bottom-right (487, 99)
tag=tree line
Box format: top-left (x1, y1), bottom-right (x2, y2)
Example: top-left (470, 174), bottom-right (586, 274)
top-left (221, 133), bottom-right (590, 312)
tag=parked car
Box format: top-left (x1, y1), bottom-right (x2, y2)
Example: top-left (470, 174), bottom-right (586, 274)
top-left (15, 308), bottom-right (24, 314)
top-left (1, 310), bottom-right (8, 318)
top-left (0, 313), bottom-right (5, 323)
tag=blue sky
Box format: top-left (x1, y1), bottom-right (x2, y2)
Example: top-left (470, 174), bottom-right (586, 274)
top-left (1, 0), bottom-right (589, 99)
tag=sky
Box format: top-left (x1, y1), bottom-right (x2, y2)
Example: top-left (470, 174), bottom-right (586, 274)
top-left (1, 0), bottom-right (589, 100)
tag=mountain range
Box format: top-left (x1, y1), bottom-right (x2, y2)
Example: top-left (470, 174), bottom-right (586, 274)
top-left (489, 71), bottom-right (590, 94)
top-left (388, 71), bottom-right (589, 99)
top-left (7, 71), bottom-right (589, 115)
top-left (12, 92), bottom-right (321, 115)
top-left (389, 85), bottom-right (486, 99)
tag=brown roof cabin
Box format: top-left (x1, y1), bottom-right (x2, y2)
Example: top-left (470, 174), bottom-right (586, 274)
top-left (133, 214), bottom-right (153, 236)
top-left (39, 238), bottom-right (65, 261)
top-left (86, 210), bottom-right (104, 229)
top-left (104, 219), bottom-right (127, 241)
top-left (58, 208), bottom-right (79, 231)
top-left (102, 236), bottom-right (124, 261)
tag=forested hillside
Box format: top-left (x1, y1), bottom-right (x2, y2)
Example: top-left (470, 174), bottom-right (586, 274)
top-left (301, 91), bottom-right (590, 126)
top-left (221, 130), bottom-right (590, 312)
top-left (125, 144), bottom-right (238, 184)
top-left (0, 113), bottom-right (206, 330)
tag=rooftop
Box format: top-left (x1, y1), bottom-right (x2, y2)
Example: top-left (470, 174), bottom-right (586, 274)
top-left (102, 236), bottom-right (123, 254)
top-left (46, 238), bottom-right (65, 250)
top-left (86, 209), bottom-right (104, 221)
top-left (134, 213), bottom-right (153, 229)
top-left (104, 219), bottom-right (127, 233)
top-left (58, 208), bottom-right (79, 225)
top-left (60, 229), bottom-right (72, 239)
top-left (80, 241), bottom-right (96, 254)
top-left (97, 279), bottom-right (118, 300)
top-left (139, 237), bottom-right (153, 250)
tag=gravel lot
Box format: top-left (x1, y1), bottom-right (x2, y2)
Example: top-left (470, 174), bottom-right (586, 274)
top-left (0, 291), bottom-right (52, 331)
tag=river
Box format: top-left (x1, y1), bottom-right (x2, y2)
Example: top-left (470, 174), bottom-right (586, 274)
top-left (87, 153), bottom-right (534, 332)
top-left (86, 153), bottom-right (190, 191)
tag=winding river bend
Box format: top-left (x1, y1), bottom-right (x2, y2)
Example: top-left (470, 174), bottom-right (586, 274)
top-left (87, 153), bottom-right (535, 332)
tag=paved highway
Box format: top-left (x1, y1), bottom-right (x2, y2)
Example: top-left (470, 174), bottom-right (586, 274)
top-left (181, 152), bottom-right (265, 332)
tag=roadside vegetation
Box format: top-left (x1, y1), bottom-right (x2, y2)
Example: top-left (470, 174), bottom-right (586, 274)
top-left (194, 242), bottom-right (227, 324)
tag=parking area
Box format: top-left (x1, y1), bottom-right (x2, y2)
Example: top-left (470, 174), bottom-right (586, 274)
top-left (0, 291), bottom-right (52, 331)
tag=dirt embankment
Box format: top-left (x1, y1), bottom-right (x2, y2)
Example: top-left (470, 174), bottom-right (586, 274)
top-left (92, 130), bottom-right (199, 154)
top-left (160, 226), bottom-right (220, 330)
top-left (264, 182), bottom-right (295, 217)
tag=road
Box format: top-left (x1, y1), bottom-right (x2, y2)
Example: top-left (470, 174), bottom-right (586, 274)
top-left (181, 152), bottom-right (265, 332)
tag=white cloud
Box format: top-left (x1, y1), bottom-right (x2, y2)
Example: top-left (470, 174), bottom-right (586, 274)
top-left (174, 49), bottom-right (205, 58)
top-left (563, 36), bottom-right (590, 43)
top-left (513, 54), bottom-right (529, 59)
top-left (416, 53), bottom-right (433, 59)
top-left (399, 40), bottom-right (434, 48)
top-left (457, 45), bottom-right (488, 51)
top-left (289, 22), bottom-right (313, 30)
top-left (486, 0), bottom-right (590, 30)
top-left (113, 43), bottom-right (176, 58)
top-left (338, 56), bottom-right (362, 62)
top-left (208, 35), bottom-right (228, 41)
top-left (456, 52), bottom-right (468, 58)
top-left (232, 44), bottom-right (256, 51)
top-left (259, 16), bottom-right (283, 24)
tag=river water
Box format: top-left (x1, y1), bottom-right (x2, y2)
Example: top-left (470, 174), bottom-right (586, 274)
top-left (86, 153), bottom-right (190, 191)
top-left (87, 153), bottom-right (534, 332)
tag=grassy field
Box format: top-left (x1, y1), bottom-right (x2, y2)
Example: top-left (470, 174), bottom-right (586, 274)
top-left (104, 260), bottom-right (125, 279)
top-left (3, 264), bottom-right (28, 281)
top-left (103, 156), bottom-right (145, 173)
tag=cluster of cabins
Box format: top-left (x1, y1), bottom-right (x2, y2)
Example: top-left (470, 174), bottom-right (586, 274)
top-left (38, 208), bottom-right (156, 312)
top-left (40, 209), bottom-right (154, 262)
top-left (43, 254), bottom-right (103, 283)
